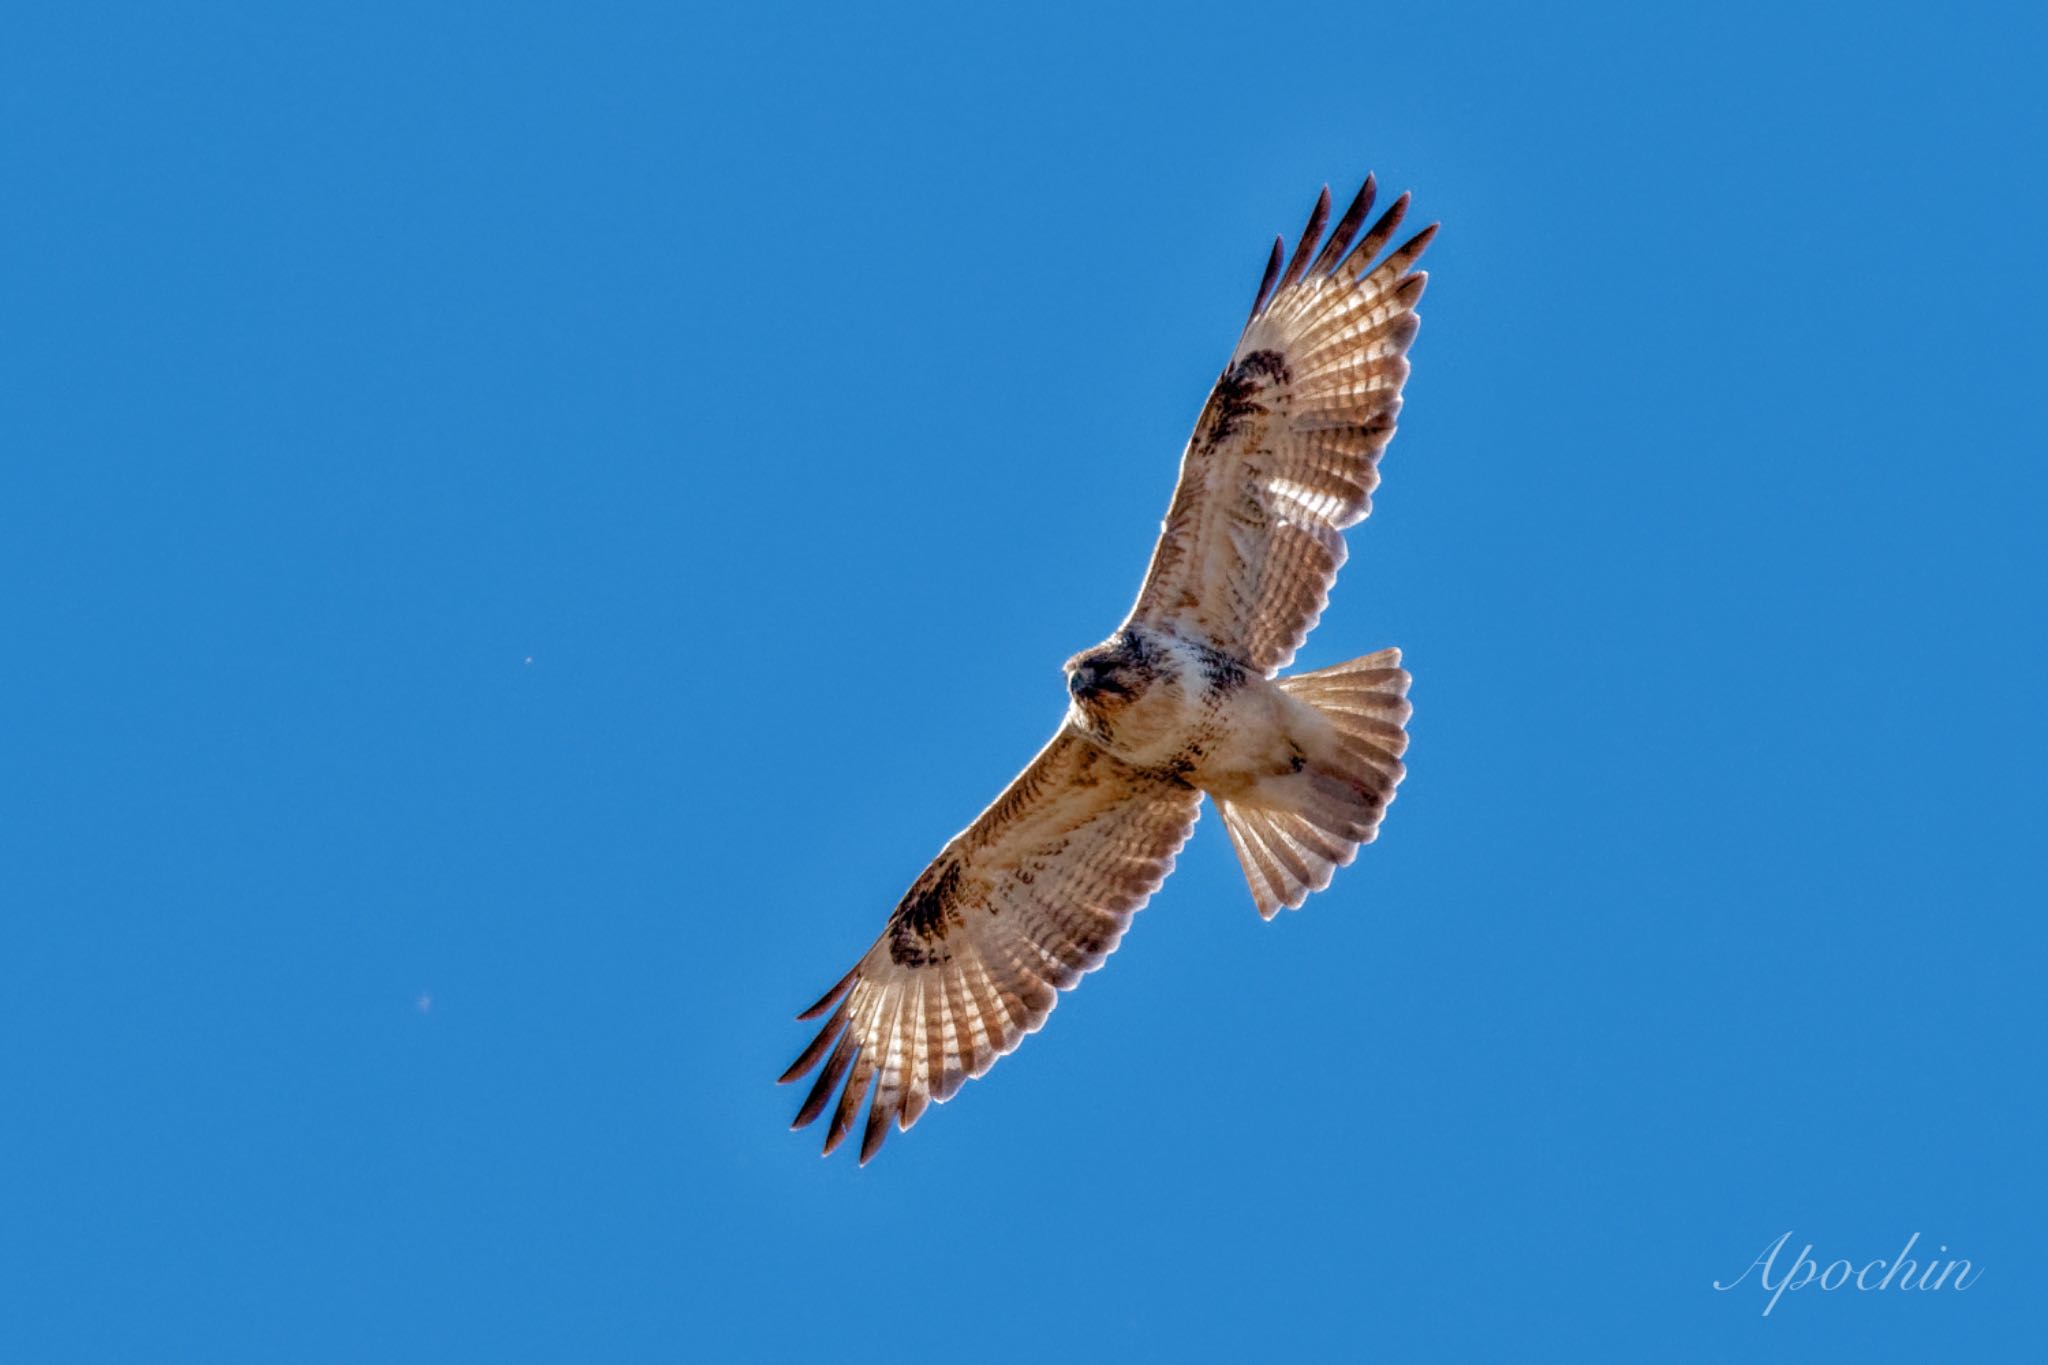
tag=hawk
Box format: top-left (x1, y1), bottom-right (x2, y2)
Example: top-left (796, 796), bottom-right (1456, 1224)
top-left (783, 176), bottom-right (1434, 1162)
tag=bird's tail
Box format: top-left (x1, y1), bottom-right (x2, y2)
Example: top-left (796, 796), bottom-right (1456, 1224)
top-left (1216, 648), bottom-right (1411, 919)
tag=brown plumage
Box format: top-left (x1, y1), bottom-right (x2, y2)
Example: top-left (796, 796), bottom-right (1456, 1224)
top-left (783, 175), bottom-right (1435, 1162)
top-left (1130, 182), bottom-right (1433, 674)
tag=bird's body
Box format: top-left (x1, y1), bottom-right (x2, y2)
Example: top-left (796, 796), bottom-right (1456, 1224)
top-left (783, 175), bottom-right (1435, 1161)
top-left (1066, 626), bottom-right (1361, 813)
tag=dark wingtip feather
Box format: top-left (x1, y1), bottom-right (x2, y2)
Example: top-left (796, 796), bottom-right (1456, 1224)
top-left (858, 1099), bottom-right (891, 1165)
top-left (792, 1029), bottom-right (856, 1129)
top-left (1275, 185), bottom-right (1332, 294)
top-left (1248, 234), bottom-right (1285, 320)
top-left (823, 1054), bottom-right (874, 1156)
top-left (796, 964), bottom-right (858, 1021)
top-left (1345, 192), bottom-right (1412, 274)
top-left (1390, 222), bottom-right (1439, 275)
top-left (1311, 175), bottom-right (1376, 275)
top-left (777, 1002), bottom-right (848, 1084)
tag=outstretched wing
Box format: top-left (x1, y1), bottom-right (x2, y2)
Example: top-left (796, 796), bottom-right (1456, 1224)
top-left (1126, 177), bottom-right (1435, 675)
top-left (781, 729), bottom-right (1201, 1163)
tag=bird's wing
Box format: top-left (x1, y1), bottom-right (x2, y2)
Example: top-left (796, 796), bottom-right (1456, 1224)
top-left (1124, 178), bottom-right (1434, 675)
top-left (781, 728), bottom-right (1201, 1162)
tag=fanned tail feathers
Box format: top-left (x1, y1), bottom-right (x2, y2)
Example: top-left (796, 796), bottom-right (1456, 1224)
top-left (1219, 648), bottom-right (1411, 918)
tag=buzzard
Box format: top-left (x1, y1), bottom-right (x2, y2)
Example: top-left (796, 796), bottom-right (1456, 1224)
top-left (783, 176), bottom-right (1434, 1162)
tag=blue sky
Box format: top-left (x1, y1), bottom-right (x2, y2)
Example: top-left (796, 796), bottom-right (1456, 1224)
top-left (3, 2), bottom-right (2043, 1360)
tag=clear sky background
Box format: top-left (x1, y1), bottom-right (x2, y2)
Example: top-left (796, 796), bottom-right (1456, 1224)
top-left (3, 2), bottom-right (2043, 1361)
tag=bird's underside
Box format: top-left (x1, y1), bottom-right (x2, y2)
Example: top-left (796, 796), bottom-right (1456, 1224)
top-left (783, 175), bottom-right (1433, 1162)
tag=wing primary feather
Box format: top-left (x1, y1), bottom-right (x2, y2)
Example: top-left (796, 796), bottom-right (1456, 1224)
top-left (899, 975), bottom-right (932, 1130)
top-left (899, 1084), bottom-right (929, 1129)
top-left (824, 1043), bottom-right (876, 1156)
top-left (1393, 271), bottom-right (1428, 312)
top-left (859, 993), bottom-right (909, 1164)
top-left (959, 956), bottom-right (1003, 1077)
top-left (1311, 175), bottom-right (1376, 275)
top-left (1275, 185), bottom-right (1331, 294)
top-left (778, 999), bottom-right (849, 1084)
top-left (1384, 223), bottom-right (1439, 279)
top-left (858, 1100), bottom-right (891, 1165)
top-left (793, 1025), bottom-right (857, 1129)
top-left (796, 964), bottom-right (859, 1020)
top-left (1343, 192), bottom-right (1411, 276)
top-left (1247, 234), bottom-right (1285, 321)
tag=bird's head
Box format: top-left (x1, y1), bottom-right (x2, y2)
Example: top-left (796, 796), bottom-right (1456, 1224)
top-left (1063, 632), bottom-right (1158, 716)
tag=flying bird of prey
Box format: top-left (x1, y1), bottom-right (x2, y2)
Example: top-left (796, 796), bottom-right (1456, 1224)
top-left (783, 176), bottom-right (1434, 1162)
